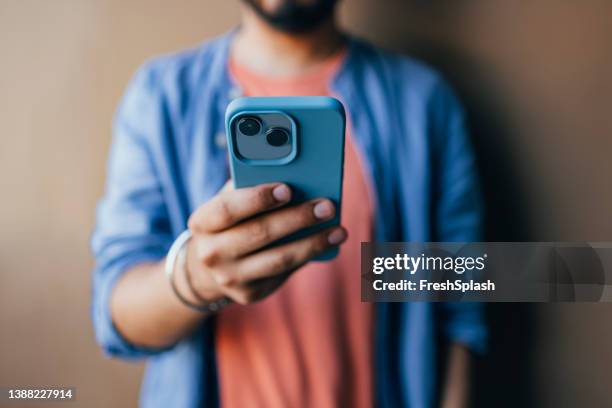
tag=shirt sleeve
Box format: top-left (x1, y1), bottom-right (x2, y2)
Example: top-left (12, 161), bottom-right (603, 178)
top-left (430, 79), bottom-right (488, 354)
top-left (90, 63), bottom-right (174, 359)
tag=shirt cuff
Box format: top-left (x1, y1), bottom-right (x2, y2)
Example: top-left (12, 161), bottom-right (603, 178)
top-left (91, 252), bottom-right (173, 359)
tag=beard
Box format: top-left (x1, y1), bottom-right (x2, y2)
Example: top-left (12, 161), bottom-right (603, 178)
top-left (242, 0), bottom-right (338, 34)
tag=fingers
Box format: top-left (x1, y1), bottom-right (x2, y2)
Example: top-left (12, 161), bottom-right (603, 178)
top-left (214, 227), bottom-right (348, 289)
top-left (188, 183), bottom-right (291, 233)
top-left (185, 181), bottom-right (348, 306)
top-left (213, 198), bottom-right (337, 260)
top-left (220, 272), bottom-right (292, 306)
top-left (220, 180), bottom-right (233, 192)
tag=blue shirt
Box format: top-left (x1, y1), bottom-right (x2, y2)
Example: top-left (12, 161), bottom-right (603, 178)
top-left (91, 31), bottom-right (487, 408)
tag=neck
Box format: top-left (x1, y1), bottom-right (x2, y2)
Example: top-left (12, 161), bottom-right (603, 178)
top-left (232, 7), bottom-right (345, 76)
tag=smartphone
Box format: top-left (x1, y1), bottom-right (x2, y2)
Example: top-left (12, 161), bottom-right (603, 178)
top-left (225, 96), bottom-right (346, 261)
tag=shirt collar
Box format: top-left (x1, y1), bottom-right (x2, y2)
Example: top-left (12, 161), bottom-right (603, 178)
top-left (209, 28), bottom-right (364, 105)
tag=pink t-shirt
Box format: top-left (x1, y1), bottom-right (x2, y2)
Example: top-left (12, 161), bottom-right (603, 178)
top-left (215, 51), bottom-right (374, 408)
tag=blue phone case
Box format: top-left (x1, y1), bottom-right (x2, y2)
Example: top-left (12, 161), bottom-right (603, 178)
top-left (225, 96), bottom-right (346, 260)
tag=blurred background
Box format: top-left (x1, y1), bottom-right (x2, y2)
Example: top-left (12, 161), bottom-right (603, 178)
top-left (1, 0), bottom-right (611, 407)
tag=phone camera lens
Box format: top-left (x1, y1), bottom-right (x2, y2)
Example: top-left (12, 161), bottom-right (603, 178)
top-left (266, 128), bottom-right (289, 147)
top-left (238, 117), bottom-right (261, 136)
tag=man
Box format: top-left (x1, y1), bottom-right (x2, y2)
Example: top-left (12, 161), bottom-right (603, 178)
top-left (91, 0), bottom-right (487, 407)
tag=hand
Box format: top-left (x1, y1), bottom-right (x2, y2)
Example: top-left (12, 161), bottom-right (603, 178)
top-left (185, 182), bottom-right (347, 306)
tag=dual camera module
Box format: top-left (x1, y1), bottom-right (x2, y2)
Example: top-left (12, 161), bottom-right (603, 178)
top-left (238, 116), bottom-right (289, 147)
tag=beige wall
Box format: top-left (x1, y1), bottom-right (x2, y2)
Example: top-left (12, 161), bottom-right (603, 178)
top-left (0, 1), bottom-right (611, 407)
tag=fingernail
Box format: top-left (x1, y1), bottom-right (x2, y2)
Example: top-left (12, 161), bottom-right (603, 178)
top-left (328, 228), bottom-right (347, 245)
top-left (313, 200), bottom-right (334, 219)
top-left (272, 184), bottom-right (291, 202)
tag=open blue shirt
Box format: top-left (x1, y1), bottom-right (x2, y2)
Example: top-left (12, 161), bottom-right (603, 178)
top-left (91, 31), bottom-right (487, 408)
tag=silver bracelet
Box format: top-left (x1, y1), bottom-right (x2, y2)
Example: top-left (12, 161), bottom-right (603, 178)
top-left (165, 229), bottom-right (230, 313)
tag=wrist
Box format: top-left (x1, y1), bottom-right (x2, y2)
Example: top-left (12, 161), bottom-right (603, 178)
top-left (165, 230), bottom-right (230, 313)
top-left (185, 239), bottom-right (226, 302)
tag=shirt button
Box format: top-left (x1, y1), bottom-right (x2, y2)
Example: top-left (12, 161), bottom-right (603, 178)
top-left (215, 132), bottom-right (227, 148)
top-left (228, 86), bottom-right (243, 100)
